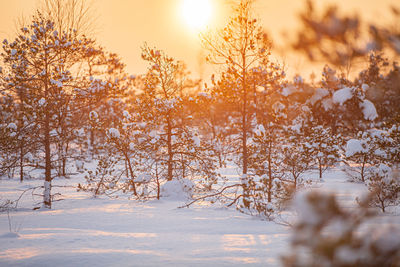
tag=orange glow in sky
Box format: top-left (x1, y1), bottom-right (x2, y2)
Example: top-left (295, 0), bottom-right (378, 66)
top-left (0, 0), bottom-right (398, 78)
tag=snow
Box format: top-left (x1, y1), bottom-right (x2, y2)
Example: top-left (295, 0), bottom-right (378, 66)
top-left (50, 79), bottom-right (63, 88)
top-left (38, 98), bottom-right (46, 106)
top-left (310, 88), bottom-right (329, 105)
top-left (0, 167), bottom-right (399, 266)
top-left (49, 129), bottom-right (58, 137)
top-left (149, 130), bottom-right (158, 138)
top-left (372, 226), bottom-right (400, 253)
top-left (345, 139), bottom-right (365, 157)
top-left (122, 110), bottom-right (130, 119)
top-left (272, 102), bottom-right (285, 112)
top-left (108, 128), bottom-right (120, 139)
top-left (24, 152), bottom-right (33, 162)
top-left (335, 246), bottom-right (362, 264)
top-left (322, 98), bottom-right (333, 110)
top-left (136, 174), bottom-right (152, 183)
top-left (7, 123), bottom-right (17, 131)
top-left (75, 160), bottom-right (84, 171)
top-left (360, 99), bottom-right (378, 121)
top-left (192, 135), bottom-right (201, 147)
top-left (89, 111), bottom-right (98, 120)
top-left (281, 85), bottom-right (296, 96)
top-left (255, 124), bottom-right (265, 136)
top-left (332, 87), bottom-right (353, 105)
top-left (290, 123), bottom-right (302, 133)
top-left (129, 142), bottom-right (135, 150)
top-left (0, 232), bottom-right (19, 238)
top-left (161, 179), bottom-right (194, 200)
top-left (294, 191), bottom-right (321, 226)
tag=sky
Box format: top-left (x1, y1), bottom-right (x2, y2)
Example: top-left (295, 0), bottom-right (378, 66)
top-left (0, 0), bottom-right (398, 79)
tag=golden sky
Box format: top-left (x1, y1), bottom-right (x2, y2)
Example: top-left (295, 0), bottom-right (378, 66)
top-left (0, 0), bottom-right (398, 79)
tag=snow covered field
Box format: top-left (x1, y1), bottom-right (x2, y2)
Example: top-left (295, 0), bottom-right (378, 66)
top-left (0, 167), bottom-right (399, 267)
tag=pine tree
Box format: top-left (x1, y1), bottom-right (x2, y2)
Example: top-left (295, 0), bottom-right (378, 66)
top-left (201, 0), bottom-right (272, 176)
top-left (138, 44), bottom-right (219, 189)
top-left (1, 12), bottom-right (100, 208)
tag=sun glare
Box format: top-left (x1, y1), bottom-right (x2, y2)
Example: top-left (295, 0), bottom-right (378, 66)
top-left (182, 0), bottom-right (212, 30)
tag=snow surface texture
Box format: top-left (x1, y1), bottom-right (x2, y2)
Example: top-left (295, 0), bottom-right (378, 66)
top-left (160, 179), bottom-right (195, 200)
top-left (0, 168), bottom-right (399, 266)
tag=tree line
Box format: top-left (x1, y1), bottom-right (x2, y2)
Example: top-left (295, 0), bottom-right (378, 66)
top-left (0, 0), bottom-right (399, 216)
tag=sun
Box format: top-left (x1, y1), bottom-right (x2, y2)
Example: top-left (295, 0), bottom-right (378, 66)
top-left (182, 0), bottom-right (213, 30)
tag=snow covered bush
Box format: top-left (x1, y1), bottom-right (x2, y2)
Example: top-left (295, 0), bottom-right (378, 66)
top-left (303, 125), bottom-right (342, 179)
top-left (237, 174), bottom-right (281, 220)
top-left (240, 119), bottom-right (316, 219)
top-left (248, 123), bottom-right (284, 204)
top-left (282, 190), bottom-right (400, 267)
top-left (84, 47), bottom-right (220, 201)
top-left (0, 91), bottom-right (37, 181)
top-left (78, 155), bottom-right (119, 197)
top-left (306, 65), bottom-right (379, 137)
top-left (358, 53), bottom-right (400, 123)
top-left (87, 108), bottom-right (159, 199)
top-left (375, 123), bottom-right (400, 164)
top-left (364, 164), bottom-right (400, 212)
top-left (344, 130), bottom-right (383, 182)
top-left (279, 123), bottom-right (314, 199)
top-left (138, 45), bottom-right (220, 192)
top-left (344, 126), bottom-right (400, 183)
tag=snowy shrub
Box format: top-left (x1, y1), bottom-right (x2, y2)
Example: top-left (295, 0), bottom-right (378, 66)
top-left (279, 124), bottom-right (313, 196)
top-left (240, 120), bottom-right (316, 219)
top-left (138, 45), bottom-right (220, 192)
top-left (78, 155), bottom-right (119, 197)
top-left (237, 174), bottom-right (281, 220)
top-left (387, 124), bottom-right (400, 163)
top-left (345, 125), bottom-right (400, 184)
top-left (344, 130), bottom-right (384, 182)
top-left (303, 125), bottom-right (343, 179)
top-left (248, 123), bottom-right (284, 204)
top-left (282, 191), bottom-right (400, 267)
top-left (364, 164), bottom-right (400, 212)
top-left (374, 124), bottom-right (400, 164)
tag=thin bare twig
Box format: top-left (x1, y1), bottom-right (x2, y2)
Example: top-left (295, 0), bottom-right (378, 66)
top-left (179, 183), bottom-right (242, 208)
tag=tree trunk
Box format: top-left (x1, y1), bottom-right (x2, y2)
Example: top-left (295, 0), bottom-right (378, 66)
top-left (19, 142), bottom-right (24, 182)
top-left (156, 161), bottom-right (160, 200)
top-left (43, 108), bottom-right (52, 209)
top-left (167, 115), bottom-right (173, 181)
top-left (267, 142), bottom-right (272, 203)
top-left (318, 158), bottom-right (323, 179)
top-left (90, 129), bottom-right (94, 147)
top-left (361, 155), bottom-right (367, 183)
top-left (242, 56), bottom-right (248, 175)
top-left (43, 54), bottom-right (52, 209)
top-left (124, 153), bottom-right (137, 196)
